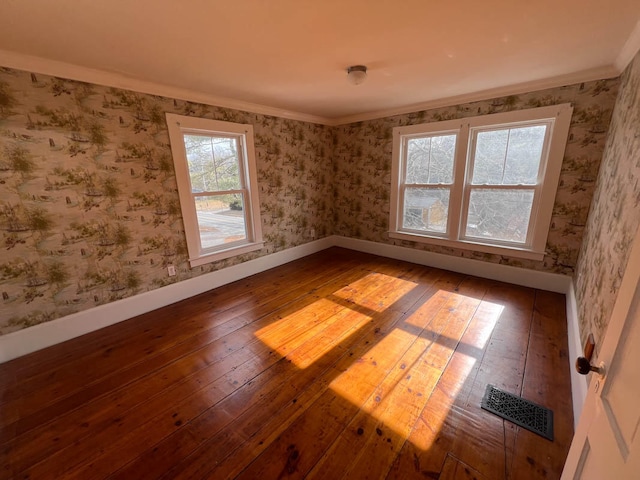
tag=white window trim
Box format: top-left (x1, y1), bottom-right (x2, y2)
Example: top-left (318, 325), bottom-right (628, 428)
top-left (390, 104), bottom-right (573, 261)
top-left (166, 113), bottom-right (263, 267)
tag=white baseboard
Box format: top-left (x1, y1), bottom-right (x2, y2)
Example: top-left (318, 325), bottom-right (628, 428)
top-left (566, 279), bottom-right (587, 429)
top-left (0, 238), bottom-right (333, 363)
top-left (332, 236), bottom-right (572, 293)
top-left (0, 235), bottom-right (578, 364)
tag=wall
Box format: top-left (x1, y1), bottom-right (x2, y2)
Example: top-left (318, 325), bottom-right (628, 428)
top-left (574, 50), bottom-right (640, 347)
top-left (0, 67), bottom-right (332, 334)
top-left (0, 64), bottom-right (626, 338)
top-left (332, 79), bottom-right (619, 275)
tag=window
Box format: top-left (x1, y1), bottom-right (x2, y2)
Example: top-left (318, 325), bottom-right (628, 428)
top-left (390, 104), bottom-right (573, 260)
top-left (166, 114), bottom-right (263, 267)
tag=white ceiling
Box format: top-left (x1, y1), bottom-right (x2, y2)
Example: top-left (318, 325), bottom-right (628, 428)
top-left (1, 0), bottom-right (639, 124)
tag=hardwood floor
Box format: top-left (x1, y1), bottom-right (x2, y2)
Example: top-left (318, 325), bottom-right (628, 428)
top-left (0, 247), bottom-right (574, 479)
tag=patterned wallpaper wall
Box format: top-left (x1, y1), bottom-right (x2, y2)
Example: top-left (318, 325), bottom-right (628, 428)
top-left (332, 78), bottom-right (620, 275)
top-left (0, 67), bottom-right (333, 335)
top-left (574, 50), bottom-right (640, 347)
top-left (0, 63), bottom-right (628, 338)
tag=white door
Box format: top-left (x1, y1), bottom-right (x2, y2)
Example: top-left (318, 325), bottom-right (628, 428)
top-left (562, 225), bottom-right (640, 480)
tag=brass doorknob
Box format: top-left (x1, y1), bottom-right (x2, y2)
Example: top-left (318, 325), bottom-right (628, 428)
top-left (575, 356), bottom-right (604, 375)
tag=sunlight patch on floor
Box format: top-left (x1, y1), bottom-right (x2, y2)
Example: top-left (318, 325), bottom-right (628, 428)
top-left (254, 298), bottom-right (338, 349)
top-left (330, 272), bottom-right (419, 313)
top-left (254, 272), bottom-right (418, 368)
top-left (404, 300), bottom-right (503, 451)
top-left (330, 293), bottom-right (503, 447)
top-left (287, 313), bottom-right (372, 369)
top-left (252, 270), bottom-right (505, 453)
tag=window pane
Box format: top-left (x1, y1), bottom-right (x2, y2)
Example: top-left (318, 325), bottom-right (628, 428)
top-left (465, 189), bottom-right (534, 243)
top-left (184, 134), bottom-right (241, 193)
top-left (472, 125), bottom-right (546, 185)
top-left (406, 134), bottom-right (456, 184)
top-left (195, 193), bottom-right (247, 249)
top-left (503, 126), bottom-right (546, 184)
top-left (403, 187), bottom-right (450, 233)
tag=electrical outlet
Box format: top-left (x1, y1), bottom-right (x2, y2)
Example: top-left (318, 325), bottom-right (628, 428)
top-left (310, 228), bottom-right (316, 238)
top-left (167, 265), bottom-right (176, 277)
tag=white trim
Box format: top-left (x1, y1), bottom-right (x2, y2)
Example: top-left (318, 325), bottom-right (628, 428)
top-left (165, 114), bottom-right (264, 266)
top-left (330, 65), bottom-right (618, 125)
top-left (566, 279), bottom-right (588, 430)
top-left (561, 227), bottom-right (640, 479)
top-left (390, 104), bottom-right (572, 260)
top-left (388, 232), bottom-right (545, 261)
top-left (189, 242), bottom-right (264, 267)
top-left (0, 49), bottom-right (329, 126)
top-left (0, 238), bottom-right (333, 363)
top-left (615, 20), bottom-right (640, 72)
top-left (332, 236), bottom-right (571, 293)
top-left (0, 49), bottom-right (620, 127)
top-left (0, 235), bottom-right (576, 363)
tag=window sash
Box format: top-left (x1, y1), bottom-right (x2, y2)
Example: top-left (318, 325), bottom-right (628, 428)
top-left (403, 133), bottom-right (458, 185)
top-left (460, 121), bottom-right (552, 248)
top-left (460, 186), bottom-right (537, 246)
top-left (193, 192), bottom-right (250, 254)
top-left (166, 114), bottom-right (263, 267)
top-left (390, 104), bottom-right (573, 260)
top-left (183, 132), bottom-right (255, 255)
top-left (193, 189), bottom-right (245, 197)
top-left (466, 122), bottom-right (552, 187)
top-left (399, 145), bottom-right (543, 247)
top-left (184, 133), bottom-right (245, 193)
top-left (400, 185), bottom-right (452, 236)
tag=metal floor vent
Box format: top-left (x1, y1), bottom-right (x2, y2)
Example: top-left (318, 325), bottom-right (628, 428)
top-left (481, 384), bottom-right (554, 441)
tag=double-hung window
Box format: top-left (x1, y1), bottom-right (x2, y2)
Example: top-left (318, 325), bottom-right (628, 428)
top-left (166, 114), bottom-right (263, 267)
top-left (390, 104), bottom-right (573, 260)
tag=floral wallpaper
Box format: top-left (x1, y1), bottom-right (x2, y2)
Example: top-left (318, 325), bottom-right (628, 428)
top-left (332, 78), bottom-right (620, 275)
top-left (0, 67), bottom-right (333, 335)
top-left (574, 50), bottom-right (640, 347)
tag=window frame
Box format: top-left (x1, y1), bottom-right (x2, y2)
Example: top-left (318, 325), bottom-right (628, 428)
top-left (166, 113), bottom-right (263, 267)
top-left (390, 104), bottom-right (573, 261)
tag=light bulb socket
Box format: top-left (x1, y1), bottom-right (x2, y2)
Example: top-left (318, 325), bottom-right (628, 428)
top-left (346, 65), bottom-right (367, 85)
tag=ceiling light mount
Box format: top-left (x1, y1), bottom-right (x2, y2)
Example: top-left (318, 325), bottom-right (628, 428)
top-left (346, 65), bottom-right (367, 85)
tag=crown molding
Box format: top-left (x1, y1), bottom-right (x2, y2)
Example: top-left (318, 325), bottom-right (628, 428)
top-left (327, 65), bottom-right (620, 126)
top-left (0, 49), bottom-right (331, 126)
top-left (0, 49), bottom-right (625, 129)
top-left (615, 19), bottom-right (640, 72)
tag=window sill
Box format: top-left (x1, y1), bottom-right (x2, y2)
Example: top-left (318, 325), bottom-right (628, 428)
top-left (388, 231), bottom-right (545, 261)
top-left (189, 241), bottom-right (265, 268)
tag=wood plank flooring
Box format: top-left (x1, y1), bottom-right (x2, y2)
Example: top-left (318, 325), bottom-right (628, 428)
top-left (0, 247), bottom-right (574, 479)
